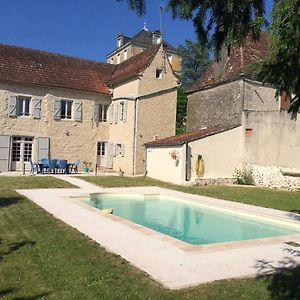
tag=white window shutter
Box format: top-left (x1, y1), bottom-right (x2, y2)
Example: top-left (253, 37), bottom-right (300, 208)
top-left (74, 100), bottom-right (82, 121)
top-left (0, 135), bottom-right (11, 171)
top-left (37, 137), bottom-right (50, 160)
top-left (94, 103), bottom-right (100, 123)
top-left (53, 99), bottom-right (61, 120)
top-left (120, 144), bottom-right (125, 157)
top-left (108, 104), bottom-right (114, 124)
top-left (32, 98), bottom-right (42, 119)
top-left (123, 101), bottom-right (128, 122)
top-left (8, 96), bottom-right (17, 117)
top-left (106, 143), bottom-right (114, 168)
top-left (114, 103), bottom-right (119, 124)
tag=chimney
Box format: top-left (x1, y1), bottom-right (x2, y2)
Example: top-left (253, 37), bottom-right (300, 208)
top-left (152, 30), bottom-right (162, 45)
top-left (117, 33), bottom-right (124, 48)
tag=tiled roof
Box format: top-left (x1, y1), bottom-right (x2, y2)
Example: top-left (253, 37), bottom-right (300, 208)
top-left (110, 44), bottom-right (160, 85)
top-left (0, 44), bottom-right (116, 94)
top-left (0, 43), bottom-right (164, 92)
top-left (146, 125), bottom-right (239, 146)
top-left (188, 33), bottom-right (270, 93)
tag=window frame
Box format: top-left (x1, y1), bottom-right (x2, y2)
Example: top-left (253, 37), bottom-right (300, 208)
top-left (155, 69), bottom-right (163, 79)
top-left (17, 96), bottom-right (31, 116)
top-left (99, 104), bottom-right (109, 123)
top-left (61, 99), bottom-right (73, 120)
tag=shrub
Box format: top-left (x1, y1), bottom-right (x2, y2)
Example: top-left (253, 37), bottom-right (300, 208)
top-left (234, 165), bottom-right (255, 185)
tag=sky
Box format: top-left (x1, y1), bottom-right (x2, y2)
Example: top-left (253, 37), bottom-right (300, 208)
top-left (0, 0), bottom-right (274, 62)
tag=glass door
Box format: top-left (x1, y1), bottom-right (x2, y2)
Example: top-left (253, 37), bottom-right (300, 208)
top-left (11, 136), bottom-right (33, 171)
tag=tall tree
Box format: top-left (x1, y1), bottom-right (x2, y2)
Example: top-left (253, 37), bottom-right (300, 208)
top-left (178, 39), bottom-right (210, 88)
top-left (253, 0), bottom-right (300, 119)
top-left (120, 0), bottom-right (266, 55)
top-left (176, 87), bottom-right (188, 134)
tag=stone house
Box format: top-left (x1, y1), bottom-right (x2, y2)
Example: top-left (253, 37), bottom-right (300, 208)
top-left (145, 34), bottom-right (300, 189)
top-left (106, 27), bottom-right (181, 75)
top-left (0, 43), bottom-right (179, 173)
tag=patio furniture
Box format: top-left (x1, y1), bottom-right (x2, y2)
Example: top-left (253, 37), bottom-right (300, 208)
top-left (57, 160), bottom-right (69, 174)
top-left (70, 160), bottom-right (80, 173)
top-left (29, 159), bottom-right (38, 174)
top-left (38, 159), bottom-right (49, 174)
top-left (48, 159), bottom-right (58, 174)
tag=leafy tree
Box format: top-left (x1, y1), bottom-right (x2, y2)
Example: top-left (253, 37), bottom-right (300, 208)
top-left (178, 39), bottom-right (210, 88)
top-left (120, 0), bottom-right (266, 55)
top-left (253, 0), bottom-right (300, 119)
top-left (176, 87), bottom-right (188, 134)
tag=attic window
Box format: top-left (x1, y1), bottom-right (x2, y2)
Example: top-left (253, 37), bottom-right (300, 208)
top-left (155, 69), bottom-right (163, 79)
top-left (32, 62), bottom-right (43, 69)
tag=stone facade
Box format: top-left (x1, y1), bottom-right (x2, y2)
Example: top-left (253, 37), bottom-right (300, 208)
top-left (0, 44), bottom-right (178, 174)
top-left (186, 79), bottom-right (279, 131)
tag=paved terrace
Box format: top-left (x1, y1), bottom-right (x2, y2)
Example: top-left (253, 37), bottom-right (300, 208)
top-left (16, 176), bottom-right (300, 289)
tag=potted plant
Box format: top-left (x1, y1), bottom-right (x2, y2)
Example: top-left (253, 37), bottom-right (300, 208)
top-left (169, 150), bottom-right (180, 166)
top-left (83, 161), bottom-right (92, 173)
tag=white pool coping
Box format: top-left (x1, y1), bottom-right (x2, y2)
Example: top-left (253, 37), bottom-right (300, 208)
top-left (17, 178), bottom-right (300, 289)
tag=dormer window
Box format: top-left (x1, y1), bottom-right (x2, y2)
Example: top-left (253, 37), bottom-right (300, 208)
top-left (155, 69), bottom-right (163, 79)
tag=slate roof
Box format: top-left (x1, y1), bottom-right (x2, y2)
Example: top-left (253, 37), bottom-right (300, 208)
top-left (188, 33), bottom-right (270, 93)
top-left (145, 125), bottom-right (239, 147)
top-left (0, 43), bottom-right (162, 93)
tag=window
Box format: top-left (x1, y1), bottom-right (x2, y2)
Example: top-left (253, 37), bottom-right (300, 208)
top-left (155, 69), bottom-right (163, 79)
top-left (17, 96), bottom-right (31, 116)
top-left (99, 104), bottom-right (109, 122)
top-left (119, 102), bottom-right (125, 121)
top-left (12, 136), bottom-right (33, 162)
top-left (117, 54), bottom-right (121, 64)
top-left (61, 100), bottom-right (73, 119)
top-left (123, 49), bottom-right (128, 61)
top-left (97, 142), bottom-right (106, 156)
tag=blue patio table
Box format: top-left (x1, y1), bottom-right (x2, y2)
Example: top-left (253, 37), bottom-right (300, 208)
top-left (38, 160), bottom-right (49, 174)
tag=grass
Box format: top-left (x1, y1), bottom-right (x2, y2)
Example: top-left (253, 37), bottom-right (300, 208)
top-left (80, 176), bottom-right (300, 213)
top-left (0, 176), bottom-right (299, 299)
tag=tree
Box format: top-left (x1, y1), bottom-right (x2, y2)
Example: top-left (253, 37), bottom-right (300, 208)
top-left (176, 87), bottom-right (188, 134)
top-left (177, 39), bottom-right (210, 88)
top-left (253, 0), bottom-right (300, 119)
top-left (119, 0), bottom-right (266, 55)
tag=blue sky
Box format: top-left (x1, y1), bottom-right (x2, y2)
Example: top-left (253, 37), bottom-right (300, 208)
top-left (0, 0), bottom-right (273, 62)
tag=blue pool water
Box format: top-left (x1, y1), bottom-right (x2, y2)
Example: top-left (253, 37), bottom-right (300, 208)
top-left (87, 193), bottom-right (300, 245)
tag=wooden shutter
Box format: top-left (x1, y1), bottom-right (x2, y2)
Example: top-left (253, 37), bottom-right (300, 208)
top-left (94, 103), bottom-right (100, 123)
top-left (0, 135), bottom-right (11, 172)
top-left (37, 137), bottom-right (50, 160)
top-left (8, 96), bottom-right (17, 117)
top-left (108, 104), bottom-right (114, 124)
top-left (123, 101), bottom-right (128, 122)
top-left (114, 103), bottom-right (119, 124)
top-left (120, 144), bottom-right (125, 157)
top-left (106, 143), bottom-right (114, 168)
top-left (32, 98), bottom-right (42, 119)
top-left (53, 99), bottom-right (61, 120)
top-left (74, 100), bottom-right (82, 121)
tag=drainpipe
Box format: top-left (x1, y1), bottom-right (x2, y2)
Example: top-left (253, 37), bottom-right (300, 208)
top-left (132, 98), bottom-right (139, 175)
top-left (185, 142), bottom-right (189, 182)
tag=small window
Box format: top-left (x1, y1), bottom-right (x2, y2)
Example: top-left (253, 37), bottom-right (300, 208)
top-left (99, 104), bottom-right (109, 122)
top-left (123, 49), bottom-right (128, 61)
top-left (155, 69), bottom-right (163, 79)
top-left (117, 54), bottom-right (121, 64)
top-left (17, 96), bottom-right (31, 116)
top-left (61, 100), bottom-right (73, 119)
top-left (97, 142), bottom-right (106, 156)
top-left (119, 102), bottom-right (125, 121)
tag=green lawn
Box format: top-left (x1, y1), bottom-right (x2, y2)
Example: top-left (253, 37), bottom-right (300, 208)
top-left (0, 176), bottom-right (299, 299)
top-left (80, 176), bottom-right (300, 213)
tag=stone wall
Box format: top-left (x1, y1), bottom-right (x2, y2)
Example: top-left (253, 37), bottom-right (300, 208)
top-left (186, 80), bottom-right (243, 131)
top-left (0, 82), bottom-right (110, 170)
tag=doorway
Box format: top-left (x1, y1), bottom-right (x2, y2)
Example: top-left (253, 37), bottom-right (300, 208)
top-left (11, 136), bottom-right (34, 171)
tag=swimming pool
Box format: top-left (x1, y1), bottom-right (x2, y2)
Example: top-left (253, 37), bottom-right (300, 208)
top-left (87, 193), bottom-right (300, 245)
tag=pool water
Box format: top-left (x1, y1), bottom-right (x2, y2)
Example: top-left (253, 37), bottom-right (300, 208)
top-left (87, 193), bottom-right (300, 245)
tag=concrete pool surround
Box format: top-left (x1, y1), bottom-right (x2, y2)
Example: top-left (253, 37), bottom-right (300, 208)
top-left (17, 176), bottom-right (300, 289)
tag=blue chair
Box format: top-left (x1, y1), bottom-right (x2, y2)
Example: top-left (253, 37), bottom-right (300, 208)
top-left (57, 160), bottom-right (68, 174)
top-left (39, 159), bottom-right (49, 173)
top-left (70, 160), bottom-right (80, 173)
top-left (48, 159), bottom-right (58, 174)
top-left (29, 159), bottom-right (38, 174)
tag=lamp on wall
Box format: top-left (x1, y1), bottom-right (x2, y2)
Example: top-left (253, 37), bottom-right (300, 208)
top-left (64, 129), bottom-right (70, 136)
